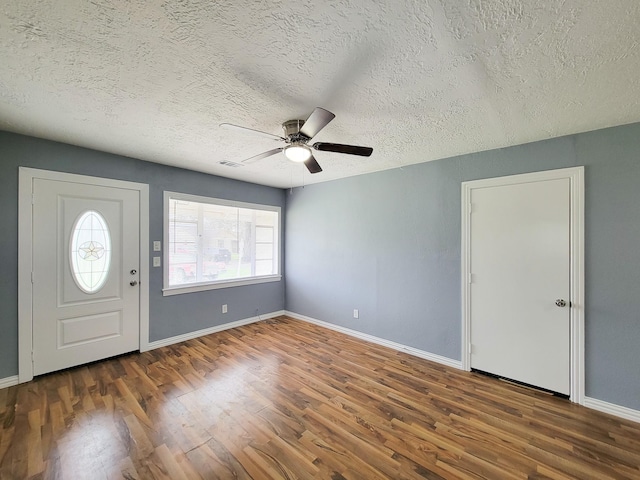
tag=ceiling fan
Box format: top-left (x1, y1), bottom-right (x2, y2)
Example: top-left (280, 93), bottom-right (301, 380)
top-left (220, 107), bottom-right (373, 174)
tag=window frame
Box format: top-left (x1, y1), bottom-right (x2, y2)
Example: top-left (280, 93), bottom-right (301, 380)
top-left (162, 191), bottom-right (282, 296)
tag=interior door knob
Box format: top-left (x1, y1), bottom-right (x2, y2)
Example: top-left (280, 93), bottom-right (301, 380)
top-left (130, 280), bottom-right (138, 286)
top-left (555, 299), bottom-right (567, 307)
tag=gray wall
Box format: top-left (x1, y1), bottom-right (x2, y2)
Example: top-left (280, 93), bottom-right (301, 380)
top-left (4, 123), bottom-right (640, 412)
top-left (1, 131), bottom-right (285, 379)
top-left (285, 122), bottom-right (640, 411)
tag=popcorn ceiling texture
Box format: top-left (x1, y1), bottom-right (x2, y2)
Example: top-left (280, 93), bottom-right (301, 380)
top-left (1, 0), bottom-right (640, 187)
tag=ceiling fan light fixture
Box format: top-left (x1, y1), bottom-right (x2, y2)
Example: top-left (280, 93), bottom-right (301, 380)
top-left (284, 145), bottom-right (312, 163)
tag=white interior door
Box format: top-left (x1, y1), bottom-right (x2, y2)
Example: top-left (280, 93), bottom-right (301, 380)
top-left (470, 177), bottom-right (571, 395)
top-left (32, 178), bottom-right (140, 376)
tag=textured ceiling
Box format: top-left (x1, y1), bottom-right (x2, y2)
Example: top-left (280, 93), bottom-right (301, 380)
top-left (2, 1), bottom-right (640, 188)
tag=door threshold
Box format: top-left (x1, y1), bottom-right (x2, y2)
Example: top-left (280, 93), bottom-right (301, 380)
top-left (472, 368), bottom-right (569, 399)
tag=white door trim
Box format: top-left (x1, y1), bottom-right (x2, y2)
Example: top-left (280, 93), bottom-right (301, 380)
top-left (18, 167), bottom-right (150, 383)
top-left (461, 166), bottom-right (585, 404)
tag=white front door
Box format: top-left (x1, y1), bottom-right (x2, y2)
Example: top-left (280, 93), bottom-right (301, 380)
top-left (469, 177), bottom-right (571, 395)
top-left (32, 178), bottom-right (141, 376)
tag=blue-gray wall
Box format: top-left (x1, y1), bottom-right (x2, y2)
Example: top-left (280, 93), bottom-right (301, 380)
top-left (3, 123), bottom-right (640, 412)
top-left (0, 131), bottom-right (286, 379)
top-left (285, 122), bottom-right (640, 411)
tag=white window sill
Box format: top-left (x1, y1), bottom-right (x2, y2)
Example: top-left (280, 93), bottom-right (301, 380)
top-left (162, 274), bottom-right (281, 296)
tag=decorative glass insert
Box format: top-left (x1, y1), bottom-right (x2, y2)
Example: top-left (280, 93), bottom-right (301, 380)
top-left (70, 210), bottom-right (112, 293)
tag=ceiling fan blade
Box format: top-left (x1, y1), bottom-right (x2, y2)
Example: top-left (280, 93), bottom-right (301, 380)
top-left (304, 155), bottom-right (323, 174)
top-left (241, 148), bottom-right (283, 164)
top-left (220, 123), bottom-right (285, 141)
top-left (312, 142), bottom-right (373, 157)
top-left (299, 107), bottom-right (335, 139)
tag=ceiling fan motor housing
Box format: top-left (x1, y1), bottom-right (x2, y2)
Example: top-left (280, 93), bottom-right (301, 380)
top-left (282, 120), bottom-right (309, 143)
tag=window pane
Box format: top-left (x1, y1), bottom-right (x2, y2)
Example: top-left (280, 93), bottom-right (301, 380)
top-left (256, 226), bottom-right (274, 242)
top-left (255, 259), bottom-right (273, 276)
top-left (255, 243), bottom-right (273, 260)
top-left (166, 195), bottom-right (279, 288)
top-left (70, 210), bottom-right (111, 293)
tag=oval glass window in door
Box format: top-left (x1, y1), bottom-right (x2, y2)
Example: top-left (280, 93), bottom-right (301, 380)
top-left (70, 210), bottom-right (112, 293)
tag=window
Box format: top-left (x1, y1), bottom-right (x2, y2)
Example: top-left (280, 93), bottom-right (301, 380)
top-left (163, 192), bottom-right (281, 295)
top-left (70, 210), bottom-right (111, 293)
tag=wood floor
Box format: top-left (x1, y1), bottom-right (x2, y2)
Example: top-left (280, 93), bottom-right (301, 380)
top-left (1, 316), bottom-right (639, 479)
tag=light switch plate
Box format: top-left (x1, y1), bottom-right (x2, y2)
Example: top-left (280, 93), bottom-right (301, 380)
top-left (153, 256), bottom-right (161, 267)
top-left (153, 241), bottom-right (161, 251)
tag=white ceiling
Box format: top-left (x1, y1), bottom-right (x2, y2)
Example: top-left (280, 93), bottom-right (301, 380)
top-left (2, 1), bottom-right (640, 188)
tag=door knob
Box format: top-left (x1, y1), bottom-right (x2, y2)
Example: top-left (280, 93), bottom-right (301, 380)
top-left (130, 280), bottom-right (138, 286)
top-left (555, 299), bottom-right (567, 307)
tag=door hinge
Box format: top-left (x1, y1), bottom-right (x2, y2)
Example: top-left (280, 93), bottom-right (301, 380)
top-left (31, 272), bottom-right (34, 284)
top-left (32, 194), bottom-right (35, 205)
top-left (468, 343), bottom-right (472, 354)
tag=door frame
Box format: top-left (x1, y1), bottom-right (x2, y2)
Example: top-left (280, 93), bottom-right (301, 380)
top-left (461, 166), bottom-right (585, 404)
top-left (18, 167), bottom-right (150, 383)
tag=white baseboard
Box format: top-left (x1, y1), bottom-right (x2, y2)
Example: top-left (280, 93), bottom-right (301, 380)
top-left (0, 375), bottom-right (19, 390)
top-left (145, 310), bottom-right (285, 351)
top-left (285, 311), bottom-right (463, 370)
top-left (584, 397), bottom-right (640, 424)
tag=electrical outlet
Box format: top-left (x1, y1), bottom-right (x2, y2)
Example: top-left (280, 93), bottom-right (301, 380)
top-left (353, 309), bottom-right (359, 319)
top-left (153, 256), bottom-right (161, 267)
top-left (153, 241), bottom-right (161, 251)
top-left (222, 304), bottom-right (228, 314)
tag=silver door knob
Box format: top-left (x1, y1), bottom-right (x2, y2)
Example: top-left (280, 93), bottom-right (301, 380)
top-left (130, 280), bottom-right (138, 286)
top-left (555, 299), bottom-right (567, 307)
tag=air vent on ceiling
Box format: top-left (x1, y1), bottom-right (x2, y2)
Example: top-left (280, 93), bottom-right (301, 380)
top-left (219, 160), bottom-right (243, 168)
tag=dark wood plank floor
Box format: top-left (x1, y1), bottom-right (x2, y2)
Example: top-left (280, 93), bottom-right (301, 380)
top-left (1, 316), bottom-right (639, 479)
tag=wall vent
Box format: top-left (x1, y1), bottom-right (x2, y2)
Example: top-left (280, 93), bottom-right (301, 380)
top-left (219, 160), bottom-right (243, 168)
